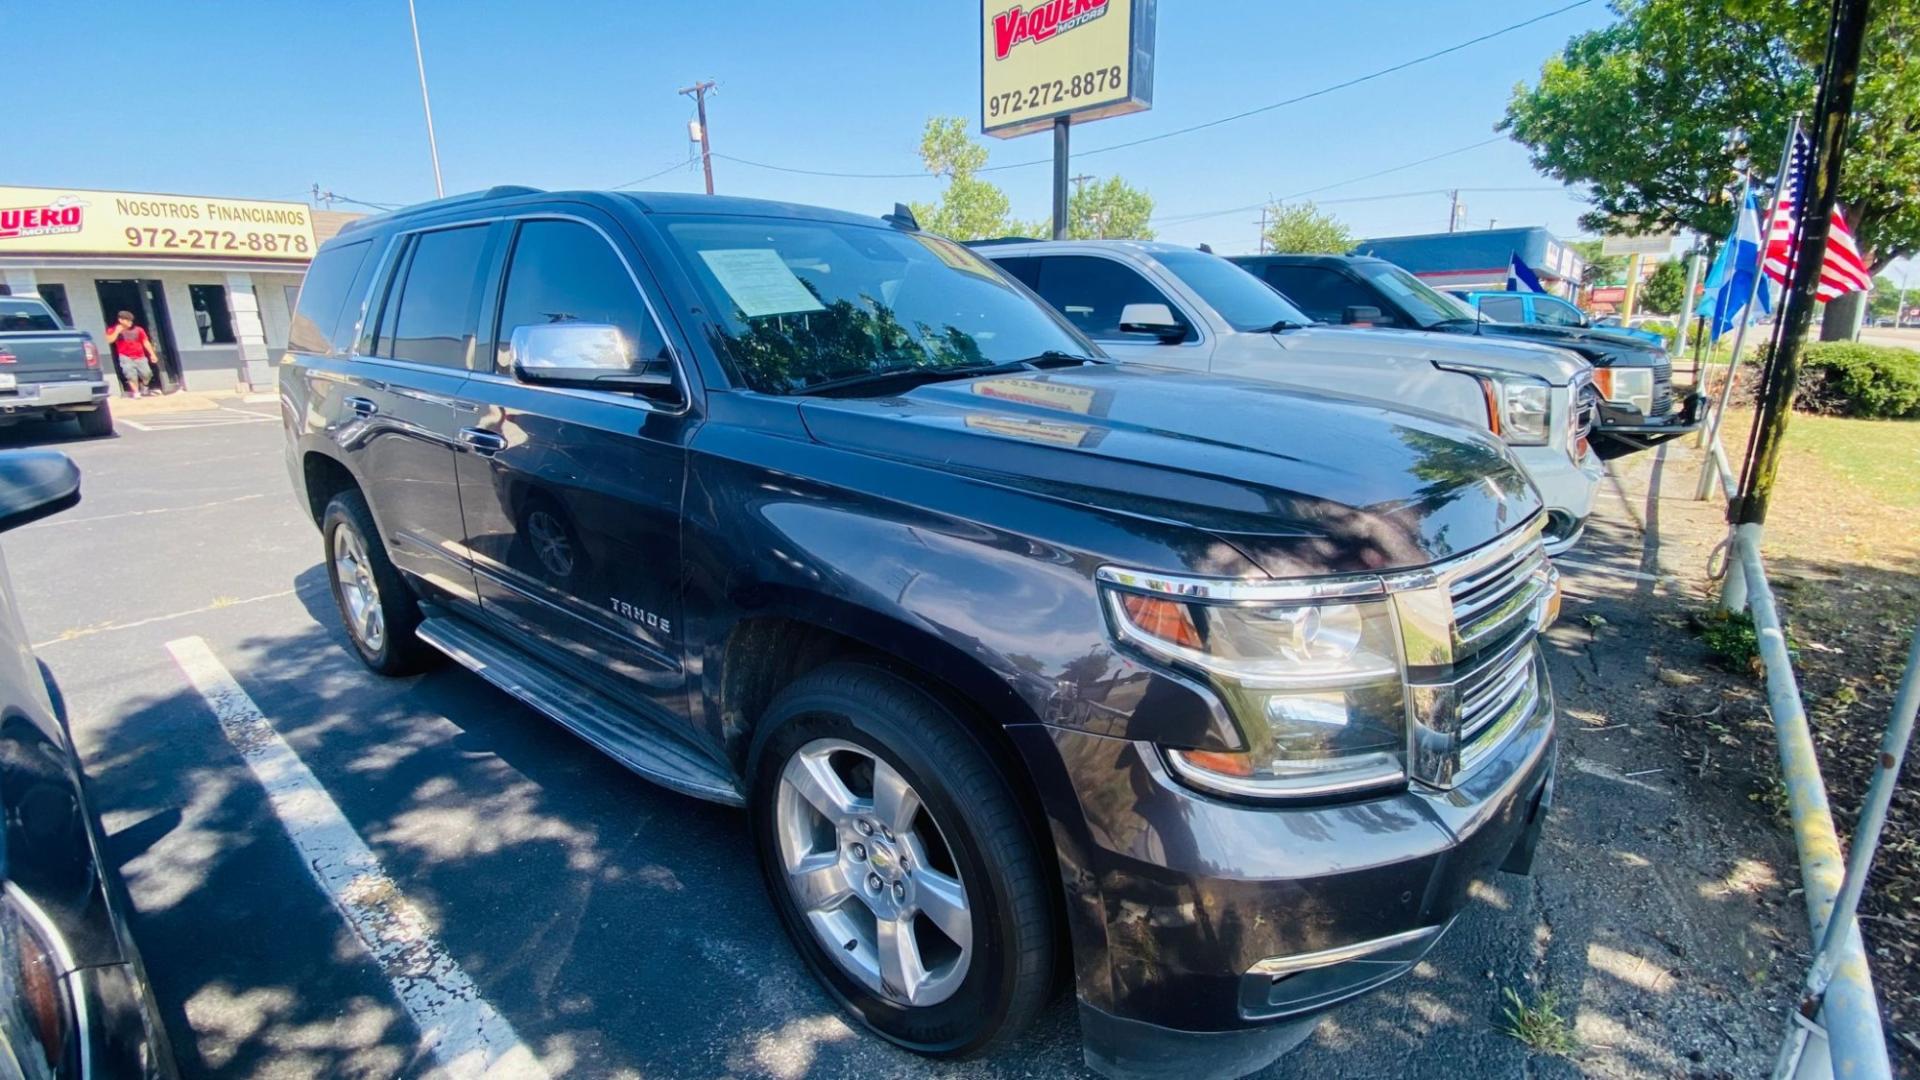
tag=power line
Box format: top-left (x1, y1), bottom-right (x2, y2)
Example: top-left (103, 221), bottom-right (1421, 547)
top-left (699, 1), bottom-right (1594, 182)
top-left (1148, 136), bottom-right (1513, 225)
top-left (613, 157), bottom-right (698, 190)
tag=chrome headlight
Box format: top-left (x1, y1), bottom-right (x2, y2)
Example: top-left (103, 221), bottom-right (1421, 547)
top-left (1593, 366), bottom-right (1655, 415)
top-left (1098, 574), bottom-right (1408, 799)
top-left (1437, 365), bottom-right (1554, 446)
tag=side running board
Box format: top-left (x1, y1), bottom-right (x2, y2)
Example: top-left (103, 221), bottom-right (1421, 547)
top-left (414, 613), bottom-right (745, 806)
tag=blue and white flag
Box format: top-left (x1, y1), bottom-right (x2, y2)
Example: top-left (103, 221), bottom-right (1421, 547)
top-left (1505, 253), bottom-right (1547, 293)
top-left (1696, 190), bottom-right (1773, 341)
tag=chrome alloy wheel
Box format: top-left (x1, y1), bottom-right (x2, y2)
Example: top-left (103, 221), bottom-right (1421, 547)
top-left (332, 521), bottom-right (385, 653)
top-left (776, 738), bottom-right (973, 1008)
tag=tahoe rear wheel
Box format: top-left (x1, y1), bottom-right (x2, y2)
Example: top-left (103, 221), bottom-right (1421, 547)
top-left (322, 489), bottom-right (434, 676)
top-left (752, 663), bottom-right (1053, 1057)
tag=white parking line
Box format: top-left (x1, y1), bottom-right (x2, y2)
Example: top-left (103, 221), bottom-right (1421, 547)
top-left (165, 636), bottom-right (548, 1080)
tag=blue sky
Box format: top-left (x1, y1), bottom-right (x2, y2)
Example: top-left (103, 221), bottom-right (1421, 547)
top-left (16, 1), bottom-right (1618, 254)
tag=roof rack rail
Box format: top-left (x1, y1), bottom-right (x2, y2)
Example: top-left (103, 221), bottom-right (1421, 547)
top-left (960, 236), bottom-right (1046, 247)
top-left (338, 185), bottom-right (545, 236)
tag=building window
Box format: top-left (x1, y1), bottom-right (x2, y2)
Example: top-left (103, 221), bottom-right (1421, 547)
top-left (36, 284), bottom-right (72, 327)
top-left (189, 284), bottom-right (237, 345)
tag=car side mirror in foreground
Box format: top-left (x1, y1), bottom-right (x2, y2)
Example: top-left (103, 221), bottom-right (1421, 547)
top-left (1117, 302), bottom-right (1188, 343)
top-left (510, 323), bottom-right (677, 400)
top-left (0, 451), bottom-right (80, 533)
top-left (1343, 305), bottom-right (1384, 326)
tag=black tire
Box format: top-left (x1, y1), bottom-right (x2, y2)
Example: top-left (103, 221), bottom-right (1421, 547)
top-left (749, 662), bottom-right (1054, 1058)
top-left (75, 405), bottom-right (113, 438)
top-left (321, 489), bottom-right (436, 676)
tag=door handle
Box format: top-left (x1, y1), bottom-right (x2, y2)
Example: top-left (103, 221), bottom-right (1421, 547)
top-left (345, 396), bottom-right (378, 418)
top-left (458, 427), bottom-right (508, 455)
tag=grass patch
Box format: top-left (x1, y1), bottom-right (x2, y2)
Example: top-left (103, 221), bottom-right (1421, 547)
top-left (1500, 987), bottom-right (1578, 1055)
top-left (1695, 609), bottom-right (1761, 672)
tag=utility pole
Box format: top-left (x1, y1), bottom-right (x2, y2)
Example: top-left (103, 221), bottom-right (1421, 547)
top-left (1447, 189), bottom-right (1463, 233)
top-left (679, 80), bottom-right (717, 195)
top-left (1255, 206), bottom-right (1269, 254)
top-left (1051, 118), bottom-right (1070, 241)
top-left (405, 0), bottom-right (444, 198)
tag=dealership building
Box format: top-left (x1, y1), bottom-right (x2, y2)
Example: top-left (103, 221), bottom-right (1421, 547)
top-left (0, 185), bottom-right (358, 393)
top-left (1352, 226), bottom-right (1587, 299)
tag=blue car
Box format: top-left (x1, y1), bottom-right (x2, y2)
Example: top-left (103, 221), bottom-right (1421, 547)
top-left (1452, 290), bottom-right (1669, 346)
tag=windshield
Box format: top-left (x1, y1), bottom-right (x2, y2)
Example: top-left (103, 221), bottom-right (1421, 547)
top-left (659, 215), bottom-right (1096, 394)
top-left (1151, 248), bottom-right (1312, 331)
top-left (1358, 263), bottom-right (1480, 328)
top-left (0, 298), bottom-right (61, 333)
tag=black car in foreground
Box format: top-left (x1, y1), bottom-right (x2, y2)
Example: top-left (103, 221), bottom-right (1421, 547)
top-left (282, 187), bottom-right (1558, 1079)
top-left (0, 451), bottom-right (175, 1078)
top-left (1230, 253), bottom-right (1703, 456)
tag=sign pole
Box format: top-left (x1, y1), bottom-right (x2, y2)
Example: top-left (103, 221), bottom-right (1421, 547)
top-left (1052, 118), bottom-right (1070, 240)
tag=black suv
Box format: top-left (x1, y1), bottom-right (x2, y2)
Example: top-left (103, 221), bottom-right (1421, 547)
top-left (1230, 253), bottom-right (1703, 456)
top-left (281, 187), bottom-right (1558, 1079)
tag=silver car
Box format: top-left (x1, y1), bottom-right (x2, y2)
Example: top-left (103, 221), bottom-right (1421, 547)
top-left (981, 240), bottom-right (1603, 554)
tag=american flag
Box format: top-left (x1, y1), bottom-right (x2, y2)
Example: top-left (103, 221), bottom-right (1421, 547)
top-left (1763, 130), bottom-right (1872, 300)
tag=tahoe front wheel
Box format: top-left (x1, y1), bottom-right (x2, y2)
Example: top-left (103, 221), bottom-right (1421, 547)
top-left (751, 663), bottom-right (1054, 1057)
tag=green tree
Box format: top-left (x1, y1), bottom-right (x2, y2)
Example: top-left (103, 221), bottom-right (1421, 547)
top-left (1261, 201), bottom-right (1354, 254)
top-left (907, 117), bottom-right (1035, 241)
top-left (1640, 258), bottom-right (1688, 315)
top-left (1569, 239), bottom-right (1628, 288)
top-left (1068, 176), bottom-right (1154, 240)
top-left (1502, 0), bottom-right (1920, 338)
top-left (1868, 275), bottom-right (1901, 320)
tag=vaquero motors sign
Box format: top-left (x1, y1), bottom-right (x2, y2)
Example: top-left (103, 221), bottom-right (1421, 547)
top-left (980, 0), bottom-right (1154, 139)
top-left (992, 0), bottom-right (1112, 60)
top-left (0, 185), bottom-right (315, 261)
top-left (0, 197), bottom-right (86, 241)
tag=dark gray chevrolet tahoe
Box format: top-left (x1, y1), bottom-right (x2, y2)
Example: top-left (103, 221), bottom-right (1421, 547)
top-left (280, 186), bottom-right (1560, 1079)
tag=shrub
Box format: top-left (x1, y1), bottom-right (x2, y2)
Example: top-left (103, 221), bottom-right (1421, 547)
top-left (1799, 342), bottom-right (1920, 418)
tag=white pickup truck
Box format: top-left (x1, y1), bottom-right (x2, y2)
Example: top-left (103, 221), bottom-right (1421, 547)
top-left (0, 296), bottom-right (114, 436)
top-left (978, 240), bottom-right (1603, 554)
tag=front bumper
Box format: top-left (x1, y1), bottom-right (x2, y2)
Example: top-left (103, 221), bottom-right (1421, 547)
top-left (1012, 672), bottom-right (1557, 1079)
top-left (1593, 389), bottom-right (1705, 455)
top-left (1510, 443), bottom-right (1602, 556)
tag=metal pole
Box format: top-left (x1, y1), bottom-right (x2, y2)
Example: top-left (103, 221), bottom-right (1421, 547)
top-left (1448, 189), bottom-right (1461, 233)
top-left (679, 81), bottom-right (717, 195)
top-left (406, 0), bottom-right (445, 198)
top-left (1620, 252), bottom-right (1644, 322)
top-left (1674, 249), bottom-right (1706, 359)
top-left (1776, 617), bottom-right (1920, 1078)
top-left (1051, 118), bottom-right (1070, 241)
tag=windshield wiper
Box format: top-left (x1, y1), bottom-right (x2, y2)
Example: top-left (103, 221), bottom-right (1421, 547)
top-left (798, 351), bottom-right (1098, 398)
top-left (1263, 319), bottom-right (1308, 332)
top-left (1018, 350), bottom-right (1100, 368)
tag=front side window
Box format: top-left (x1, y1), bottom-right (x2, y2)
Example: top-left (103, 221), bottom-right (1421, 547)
top-left (1475, 295), bottom-right (1528, 322)
top-left (494, 219), bottom-right (667, 377)
top-left (1031, 255), bottom-right (1192, 343)
top-left (384, 225), bottom-right (489, 368)
top-left (1359, 264), bottom-right (1477, 328)
top-left (1259, 265), bottom-right (1385, 325)
top-left (1533, 296), bottom-right (1586, 327)
top-left (1152, 249), bottom-right (1311, 332)
top-left (660, 215), bottom-right (1093, 394)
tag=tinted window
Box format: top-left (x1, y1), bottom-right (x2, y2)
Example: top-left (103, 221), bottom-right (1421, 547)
top-left (661, 216), bottom-right (1094, 394)
top-left (1031, 255), bottom-right (1191, 342)
top-left (36, 284), bottom-right (72, 327)
top-left (1357, 263), bottom-right (1474, 327)
top-left (494, 219), bottom-right (667, 377)
top-left (1152, 249), bottom-right (1309, 331)
top-left (1258, 265), bottom-right (1386, 325)
top-left (1475, 295), bottom-right (1528, 322)
top-left (1533, 296), bottom-right (1585, 327)
top-left (385, 225), bottom-right (489, 368)
top-left (189, 284), bottom-right (236, 344)
top-left (993, 255), bottom-right (1043, 290)
top-left (0, 298), bottom-right (61, 333)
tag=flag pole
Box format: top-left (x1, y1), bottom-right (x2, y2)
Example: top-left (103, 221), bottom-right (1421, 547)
top-left (1697, 116), bottom-right (1800, 506)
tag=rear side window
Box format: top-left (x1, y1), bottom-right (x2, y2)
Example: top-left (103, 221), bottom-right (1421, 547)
top-left (0, 298), bottom-right (60, 333)
top-left (1257, 266), bottom-right (1385, 325)
top-left (289, 240), bottom-right (372, 355)
top-left (493, 219), bottom-right (668, 378)
top-left (383, 225), bottom-right (490, 368)
top-left (1030, 255), bottom-right (1192, 343)
top-left (1475, 295), bottom-right (1527, 322)
top-left (992, 255), bottom-right (1043, 290)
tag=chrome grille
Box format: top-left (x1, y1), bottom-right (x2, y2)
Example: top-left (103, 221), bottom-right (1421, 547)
top-left (1449, 537), bottom-right (1550, 659)
top-left (1650, 357), bottom-right (1674, 417)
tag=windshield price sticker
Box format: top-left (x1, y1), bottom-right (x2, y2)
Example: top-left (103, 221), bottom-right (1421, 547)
top-left (699, 248), bottom-right (828, 319)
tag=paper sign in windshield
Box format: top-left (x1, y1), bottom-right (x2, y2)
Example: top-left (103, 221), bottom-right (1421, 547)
top-left (698, 248), bottom-right (826, 318)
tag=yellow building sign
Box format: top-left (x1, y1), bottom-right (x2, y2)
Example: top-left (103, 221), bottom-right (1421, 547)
top-left (0, 185), bottom-right (315, 261)
top-left (981, 0), bottom-right (1155, 138)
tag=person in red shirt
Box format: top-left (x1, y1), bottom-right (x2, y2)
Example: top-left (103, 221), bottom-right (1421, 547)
top-left (106, 311), bottom-right (159, 398)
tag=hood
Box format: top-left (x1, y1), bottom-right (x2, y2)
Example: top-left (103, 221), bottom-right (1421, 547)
top-left (1473, 322), bottom-right (1667, 364)
top-left (1285, 325), bottom-right (1589, 385)
top-left (797, 364), bottom-right (1540, 577)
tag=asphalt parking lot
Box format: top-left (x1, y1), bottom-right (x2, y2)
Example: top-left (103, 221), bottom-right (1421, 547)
top-left (3, 400), bottom-right (1806, 1079)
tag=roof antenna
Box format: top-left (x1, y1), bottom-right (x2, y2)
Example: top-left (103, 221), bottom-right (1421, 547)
top-left (882, 203), bottom-right (919, 230)
top-left (1197, 243), bottom-right (1213, 253)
